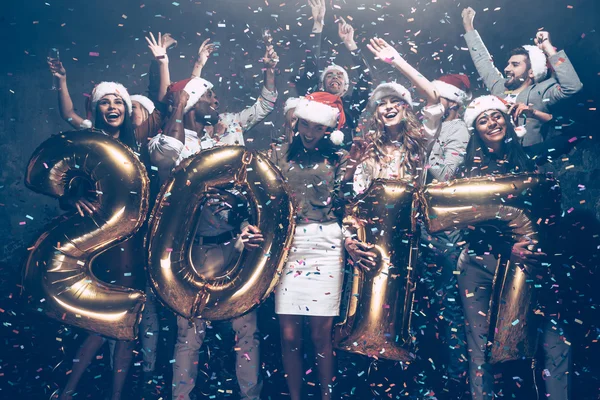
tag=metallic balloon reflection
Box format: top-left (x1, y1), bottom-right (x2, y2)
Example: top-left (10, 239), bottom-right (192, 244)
top-left (420, 173), bottom-right (561, 363)
top-left (23, 129), bottom-right (149, 340)
top-left (335, 180), bottom-right (418, 362)
top-left (147, 146), bottom-right (295, 320)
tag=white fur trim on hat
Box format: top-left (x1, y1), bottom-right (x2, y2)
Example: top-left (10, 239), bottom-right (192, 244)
top-left (284, 97), bottom-right (301, 114)
top-left (463, 95), bottom-right (527, 138)
top-left (320, 65), bottom-right (350, 97)
top-left (294, 97), bottom-right (340, 128)
top-left (368, 82), bottom-right (413, 109)
top-left (131, 94), bottom-right (155, 114)
top-left (91, 82), bottom-right (132, 115)
top-left (463, 95), bottom-right (508, 130)
top-left (432, 80), bottom-right (472, 106)
top-left (183, 77), bottom-right (213, 114)
top-left (522, 45), bottom-right (548, 83)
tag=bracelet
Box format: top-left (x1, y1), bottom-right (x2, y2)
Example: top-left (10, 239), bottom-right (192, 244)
top-left (155, 55), bottom-right (165, 60)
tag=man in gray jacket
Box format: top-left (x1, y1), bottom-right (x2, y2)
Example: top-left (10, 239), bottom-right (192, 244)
top-left (461, 7), bottom-right (583, 147)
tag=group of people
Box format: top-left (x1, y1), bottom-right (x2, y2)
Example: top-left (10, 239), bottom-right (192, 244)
top-left (46, 2), bottom-right (583, 400)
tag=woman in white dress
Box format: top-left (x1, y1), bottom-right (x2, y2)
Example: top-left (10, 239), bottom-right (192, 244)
top-left (241, 91), bottom-right (354, 400)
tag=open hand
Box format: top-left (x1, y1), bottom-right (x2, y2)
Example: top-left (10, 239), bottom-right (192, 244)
top-left (511, 238), bottom-right (547, 264)
top-left (145, 32), bottom-right (168, 64)
top-left (309, 0), bottom-right (326, 31)
top-left (337, 17), bottom-right (357, 51)
top-left (367, 37), bottom-right (403, 65)
top-left (196, 38), bottom-right (215, 68)
top-left (240, 225), bottom-right (264, 251)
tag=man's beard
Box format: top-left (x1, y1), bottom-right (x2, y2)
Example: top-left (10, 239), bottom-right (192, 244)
top-left (504, 71), bottom-right (529, 90)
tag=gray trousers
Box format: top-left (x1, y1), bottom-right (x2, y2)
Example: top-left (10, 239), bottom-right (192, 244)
top-left (456, 250), bottom-right (571, 400)
top-left (140, 286), bottom-right (160, 373)
top-left (172, 241), bottom-right (262, 400)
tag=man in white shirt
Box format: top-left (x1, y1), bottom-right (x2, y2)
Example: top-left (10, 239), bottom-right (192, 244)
top-left (148, 46), bottom-right (278, 400)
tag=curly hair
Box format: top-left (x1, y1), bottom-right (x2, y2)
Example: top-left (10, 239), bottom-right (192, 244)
top-left (365, 106), bottom-right (426, 177)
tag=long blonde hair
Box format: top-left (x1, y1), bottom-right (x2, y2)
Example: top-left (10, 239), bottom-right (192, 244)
top-left (365, 106), bottom-right (426, 177)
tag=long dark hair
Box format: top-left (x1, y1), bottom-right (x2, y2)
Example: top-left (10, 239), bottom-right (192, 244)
top-left (94, 106), bottom-right (138, 151)
top-left (462, 111), bottom-right (535, 177)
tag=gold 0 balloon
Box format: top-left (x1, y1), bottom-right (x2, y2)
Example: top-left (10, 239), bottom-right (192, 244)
top-left (147, 145), bottom-right (295, 320)
top-left (23, 130), bottom-right (149, 341)
top-left (419, 173), bottom-right (561, 364)
top-left (335, 179), bottom-right (418, 362)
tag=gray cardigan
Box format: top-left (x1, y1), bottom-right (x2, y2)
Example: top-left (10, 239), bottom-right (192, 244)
top-left (464, 30), bottom-right (583, 146)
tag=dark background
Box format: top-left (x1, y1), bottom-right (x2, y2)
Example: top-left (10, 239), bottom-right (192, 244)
top-left (0, 0), bottom-right (598, 399)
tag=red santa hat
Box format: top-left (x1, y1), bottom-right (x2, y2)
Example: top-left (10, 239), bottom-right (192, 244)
top-left (130, 94), bottom-right (155, 114)
top-left (368, 82), bottom-right (413, 110)
top-left (294, 92), bottom-right (346, 145)
top-left (167, 77), bottom-right (213, 114)
top-left (90, 82), bottom-right (132, 116)
top-left (463, 95), bottom-right (527, 138)
top-left (522, 45), bottom-right (548, 83)
top-left (432, 74), bottom-right (472, 106)
top-left (320, 64), bottom-right (350, 97)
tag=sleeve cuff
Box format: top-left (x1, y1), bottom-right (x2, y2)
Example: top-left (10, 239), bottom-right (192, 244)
top-left (260, 86), bottom-right (278, 103)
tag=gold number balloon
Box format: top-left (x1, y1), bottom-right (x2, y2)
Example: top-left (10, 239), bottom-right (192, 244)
top-left (419, 173), bottom-right (561, 363)
top-left (335, 179), bottom-right (418, 362)
top-left (23, 130), bottom-right (150, 340)
top-left (147, 145), bottom-right (295, 320)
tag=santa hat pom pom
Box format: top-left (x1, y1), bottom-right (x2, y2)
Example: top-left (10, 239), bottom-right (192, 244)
top-left (330, 130), bottom-right (344, 146)
top-left (514, 126), bottom-right (527, 138)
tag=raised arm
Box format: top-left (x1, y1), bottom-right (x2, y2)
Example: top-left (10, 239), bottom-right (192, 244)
top-left (461, 7), bottom-right (506, 95)
top-left (191, 39), bottom-right (215, 79)
top-left (147, 90), bottom-right (189, 180)
top-left (338, 17), bottom-right (373, 116)
top-left (224, 46), bottom-right (279, 133)
top-left (295, 0), bottom-right (325, 95)
top-left (145, 32), bottom-right (171, 103)
top-left (367, 38), bottom-right (439, 106)
top-left (534, 31), bottom-right (583, 105)
top-left (48, 61), bottom-right (87, 129)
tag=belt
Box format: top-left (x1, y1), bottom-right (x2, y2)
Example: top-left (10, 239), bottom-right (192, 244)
top-left (193, 230), bottom-right (236, 245)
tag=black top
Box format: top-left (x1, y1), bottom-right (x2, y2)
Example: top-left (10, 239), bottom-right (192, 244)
top-left (292, 32), bottom-right (373, 145)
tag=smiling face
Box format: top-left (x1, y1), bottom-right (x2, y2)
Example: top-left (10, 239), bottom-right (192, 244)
top-left (504, 54), bottom-right (533, 90)
top-left (97, 94), bottom-right (126, 129)
top-left (323, 70), bottom-right (346, 96)
top-left (297, 118), bottom-right (329, 150)
top-left (193, 88), bottom-right (220, 125)
top-left (376, 95), bottom-right (408, 128)
top-left (475, 110), bottom-right (507, 152)
top-left (131, 101), bottom-right (149, 128)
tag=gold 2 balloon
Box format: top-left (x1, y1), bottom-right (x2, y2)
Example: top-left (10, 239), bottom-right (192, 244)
top-left (420, 173), bottom-right (561, 364)
top-left (146, 146), bottom-right (295, 320)
top-left (22, 130), bottom-right (149, 341)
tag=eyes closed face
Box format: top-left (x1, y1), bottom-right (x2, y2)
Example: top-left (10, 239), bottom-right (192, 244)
top-left (475, 110), bottom-right (507, 149)
top-left (297, 118), bottom-right (328, 150)
top-left (98, 94), bottom-right (126, 128)
top-left (323, 70), bottom-right (345, 96)
top-left (376, 95), bottom-right (407, 127)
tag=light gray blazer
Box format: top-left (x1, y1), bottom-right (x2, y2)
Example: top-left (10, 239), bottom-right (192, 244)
top-left (464, 30), bottom-right (583, 146)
